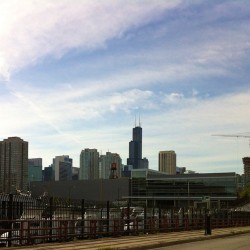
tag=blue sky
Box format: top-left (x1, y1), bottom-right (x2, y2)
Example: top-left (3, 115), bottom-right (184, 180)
top-left (0, 0), bottom-right (250, 173)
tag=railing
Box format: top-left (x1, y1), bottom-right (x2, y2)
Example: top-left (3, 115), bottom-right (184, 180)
top-left (1, 194), bottom-right (250, 247)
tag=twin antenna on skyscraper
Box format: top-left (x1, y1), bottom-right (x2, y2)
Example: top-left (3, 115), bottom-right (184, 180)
top-left (135, 115), bottom-right (141, 127)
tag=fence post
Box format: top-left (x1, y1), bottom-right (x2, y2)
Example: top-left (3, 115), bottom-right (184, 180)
top-left (49, 197), bottom-right (53, 242)
top-left (159, 205), bottom-right (161, 232)
top-left (127, 201), bottom-right (130, 232)
top-left (7, 193), bottom-right (14, 247)
top-left (204, 209), bottom-right (212, 235)
top-left (182, 208), bottom-right (185, 230)
top-left (81, 199), bottom-right (85, 239)
top-left (144, 204), bottom-right (147, 234)
top-left (107, 201), bottom-right (110, 234)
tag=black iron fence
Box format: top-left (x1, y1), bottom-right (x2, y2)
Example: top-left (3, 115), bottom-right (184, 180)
top-left (0, 194), bottom-right (250, 247)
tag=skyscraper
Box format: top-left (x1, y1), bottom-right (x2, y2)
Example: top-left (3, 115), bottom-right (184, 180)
top-left (158, 150), bottom-right (176, 175)
top-left (100, 152), bottom-right (122, 179)
top-left (243, 157), bottom-right (250, 183)
top-left (72, 167), bottom-right (79, 180)
top-left (0, 137), bottom-right (28, 193)
top-left (53, 155), bottom-right (72, 181)
top-left (43, 165), bottom-right (53, 181)
top-left (79, 149), bottom-right (99, 180)
top-left (127, 122), bottom-right (148, 169)
top-left (28, 158), bottom-right (43, 182)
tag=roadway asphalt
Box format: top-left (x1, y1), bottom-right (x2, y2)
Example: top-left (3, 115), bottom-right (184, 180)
top-left (6, 226), bottom-right (250, 250)
top-left (153, 232), bottom-right (250, 250)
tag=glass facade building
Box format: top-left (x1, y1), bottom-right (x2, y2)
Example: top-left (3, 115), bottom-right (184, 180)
top-left (129, 169), bottom-right (238, 208)
top-left (79, 149), bottom-right (99, 180)
top-left (54, 155), bottom-right (72, 181)
top-left (28, 158), bottom-right (42, 183)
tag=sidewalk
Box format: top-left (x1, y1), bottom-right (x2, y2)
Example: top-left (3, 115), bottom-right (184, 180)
top-left (8, 226), bottom-right (250, 250)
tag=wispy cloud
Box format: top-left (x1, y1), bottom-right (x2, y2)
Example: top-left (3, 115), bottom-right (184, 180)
top-left (0, 0), bottom-right (182, 79)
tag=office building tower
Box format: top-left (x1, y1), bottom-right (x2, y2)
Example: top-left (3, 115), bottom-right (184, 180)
top-left (72, 167), bottom-right (79, 180)
top-left (79, 149), bottom-right (99, 180)
top-left (243, 157), bottom-right (250, 183)
top-left (100, 152), bottom-right (122, 179)
top-left (0, 137), bottom-right (28, 193)
top-left (159, 150), bottom-right (176, 175)
top-left (127, 122), bottom-right (148, 169)
top-left (53, 155), bottom-right (72, 181)
top-left (43, 165), bottom-right (53, 182)
top-left (176, 167), bottom-right (186, 175)
top-left (28, 158), bottom-right (42, 182)
top-left (142, 157), bottom-right (149, 169)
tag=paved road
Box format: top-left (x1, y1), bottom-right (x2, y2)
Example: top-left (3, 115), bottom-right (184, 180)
top-left (153, 232), bottom-right (250, 250)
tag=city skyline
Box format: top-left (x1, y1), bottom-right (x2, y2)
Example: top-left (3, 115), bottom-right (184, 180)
top-left (0, 1), bottom-right (250, 174)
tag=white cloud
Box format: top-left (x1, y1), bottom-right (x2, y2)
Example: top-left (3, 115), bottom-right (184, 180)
top-left (163, 93), bottom-right (184, 104)
top-left (162, 92), bottom-right (199, 108)
top-left (0, 0), bottom-right (182, 79)
top-left (143, 89), bottom-right (250, 172)
top-left (108, 89), bottom-right (155, 113)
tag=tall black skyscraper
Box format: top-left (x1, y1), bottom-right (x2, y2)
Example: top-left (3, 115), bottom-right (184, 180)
top-left (127, 121), bottom-right (148, 169)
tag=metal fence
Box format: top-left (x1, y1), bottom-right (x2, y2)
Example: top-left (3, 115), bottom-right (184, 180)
top-left (0, 194), bottom-right (250, 247)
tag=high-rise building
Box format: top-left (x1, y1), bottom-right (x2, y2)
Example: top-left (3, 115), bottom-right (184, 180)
top-left (0, 137), bottom-right (28, 193)
top-left (100, 152), bottom-right (122, 179)
top-left (28, 158), bottom-right (42, 182)
top-left (243, 157), bottom-right (250, 183)
top-left (159, 150), bottom-right (176, 175)
top-left (53, 155), bottom-right (72, 181)
top-left (43, 165), bottom-right (53, 181)
top-left (127, 122), bottom-right (148, 169)
top-left (79, 149), bottom-right (99, 180)
top-left (72, 167), bottom-right (79, 180)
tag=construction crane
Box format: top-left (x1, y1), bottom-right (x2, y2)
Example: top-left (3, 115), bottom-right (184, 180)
top-left (212, 134), bottom-right (250, 174)
top-left (212, 134), bottom-right (250, 146)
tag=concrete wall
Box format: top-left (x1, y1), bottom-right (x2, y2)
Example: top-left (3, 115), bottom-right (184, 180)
top-left (30, 178), bottom-right (130, 202)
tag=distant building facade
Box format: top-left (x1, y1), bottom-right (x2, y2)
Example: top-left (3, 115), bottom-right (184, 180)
top-left (176, 167), bottom-right (186, 174)
top-left (122, 164), bottom-right (133, 178)
top-left (30, 178), bottom-right (130, 202)
top-left (79, 149), bottom-right (99, 180)
top-left (72, 167), bottom-right (79, 180)
top-left (43, 165), bottom-right (53, 182)
top-left (28, 158), bottom-right (42, 183)
top-left (30, 170), bottom-right (238, 208)
top-left (0, 137), bottom-right (28, 193)
top-left (127, 123), bottom-right (148, 169)
top-left (159, 150), bottom-right (176, 175)
top-left (100, 152), bottom-right (122, 179)
top-left (243, 157), bottom-right (250, 183)
top-left (53, 155), bottom-right (72, 181)
top-left (128, 169), bottom-right (238, 208)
